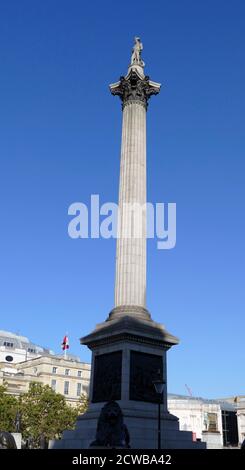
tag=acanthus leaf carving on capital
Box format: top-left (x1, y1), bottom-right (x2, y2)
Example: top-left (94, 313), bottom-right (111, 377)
top-left (110, 70), bottom-right (160, 110)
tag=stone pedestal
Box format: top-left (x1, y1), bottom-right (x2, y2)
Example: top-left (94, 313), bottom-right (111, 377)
top-left (51, 309), bottom-right (205, 449)
top-left (201, 431), bottom-right (223, 449)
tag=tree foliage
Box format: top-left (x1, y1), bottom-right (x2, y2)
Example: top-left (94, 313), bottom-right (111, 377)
top-left (20, 382), bottom-right (88, 447)
top-left (0, 384), bottom-right (19, 432)
top-left (77, 392), bottom-right (89, 414)
top-left (0, 381), bottom-right (89, 447)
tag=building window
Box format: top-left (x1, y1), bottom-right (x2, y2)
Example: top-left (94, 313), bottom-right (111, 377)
top-left (3, 341), bottom-right (14, 348)
top-left (65, 369), bottom-right (70, 376)
top-left (52, 367), bottom-right (58, 374)
top-left (77, 370), bottom-right (82, 377)
top-left (64, 381), bottom-right (69, 395)
top-left (5, 355), bottom-right (13, 362)
top-left (206, 413), bottom-right (218, 432)
top-left (51, 379), bottom-right (56, 391)
top-left (77, 383), bottom-right (82, 396)
top-left (27, 348), bottom-right (36, 353)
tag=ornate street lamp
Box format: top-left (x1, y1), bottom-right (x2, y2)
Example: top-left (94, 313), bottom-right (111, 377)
top-left (153, 374), bottom-right (165, 449)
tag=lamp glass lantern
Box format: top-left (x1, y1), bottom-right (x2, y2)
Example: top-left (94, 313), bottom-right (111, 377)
top-left (153, 379), bottom-right (165, 395)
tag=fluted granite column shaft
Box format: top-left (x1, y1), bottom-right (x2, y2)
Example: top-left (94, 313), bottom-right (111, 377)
top-left (110, 59), bottom-right (160, 315)
top-left (115, 101), bottom-right (147, 307)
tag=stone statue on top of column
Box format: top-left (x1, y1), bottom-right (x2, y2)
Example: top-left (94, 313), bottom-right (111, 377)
top-left (131, 37), bottom-right (145, 67)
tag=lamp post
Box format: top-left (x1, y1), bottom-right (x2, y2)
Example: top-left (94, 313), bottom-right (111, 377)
top-left (14, 410), bottom-right (21, 433)
top-left (153, 375), bottom-right (165, 449)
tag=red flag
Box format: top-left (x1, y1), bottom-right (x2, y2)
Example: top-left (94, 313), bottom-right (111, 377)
top-left (61, 335), bottom-right (69, 350)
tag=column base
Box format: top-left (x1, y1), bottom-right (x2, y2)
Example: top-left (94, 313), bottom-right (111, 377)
top-left (108, 305), bottom-right (152, 321)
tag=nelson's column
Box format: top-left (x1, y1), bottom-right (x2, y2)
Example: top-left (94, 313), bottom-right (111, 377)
top-left (52, 38), bottom-right (205, 449)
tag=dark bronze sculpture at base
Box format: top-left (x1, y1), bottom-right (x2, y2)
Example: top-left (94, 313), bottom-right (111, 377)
top-left (90, 401), bottom-right (130, 448)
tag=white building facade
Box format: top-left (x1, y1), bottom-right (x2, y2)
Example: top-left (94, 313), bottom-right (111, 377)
top-left (0, 330), bottom-right (90, 406)
top-left (0, 330), bottom-right (54, 364)
top-left (168, 394), bottom-right (241, 448)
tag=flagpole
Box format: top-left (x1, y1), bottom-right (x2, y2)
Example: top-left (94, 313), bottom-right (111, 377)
top-left (64, 331), bottom-right (68, 360)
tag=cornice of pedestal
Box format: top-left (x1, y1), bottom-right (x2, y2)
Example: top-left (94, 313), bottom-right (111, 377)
top-left (80, 310), bottom-right (179, 351)
top-left (109, 68), bottom-right (161, 110)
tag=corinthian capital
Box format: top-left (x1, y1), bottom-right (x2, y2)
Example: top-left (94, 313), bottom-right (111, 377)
top-left (110, 69), bottom-right (160, 110)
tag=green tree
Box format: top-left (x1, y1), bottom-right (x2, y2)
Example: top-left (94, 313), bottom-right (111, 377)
top-left (0, 383), bottom-right (18, 432)
top-left (20, 382), bottom-right (84, 447)
top-left (76, 392), bottom-right (89, 414)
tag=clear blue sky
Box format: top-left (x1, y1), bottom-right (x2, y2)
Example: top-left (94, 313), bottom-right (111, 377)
top-left (0, 0), bottom-right (244, 398)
